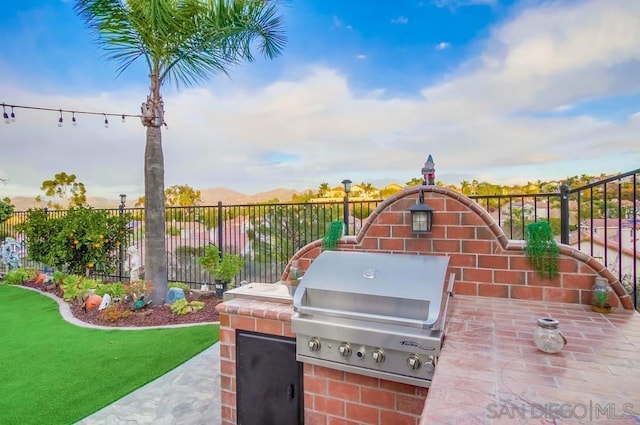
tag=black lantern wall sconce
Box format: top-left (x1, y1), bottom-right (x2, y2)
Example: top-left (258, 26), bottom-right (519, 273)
top-left (408, 155), bottom-right (436, 233)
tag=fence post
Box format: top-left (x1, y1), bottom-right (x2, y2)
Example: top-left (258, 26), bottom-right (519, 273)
top-left (217, 201), bottom-right (223, 257)
top-left (343, 196), bottom-right (350, 236)
top-left (560, 184), bottom-right (569, 244)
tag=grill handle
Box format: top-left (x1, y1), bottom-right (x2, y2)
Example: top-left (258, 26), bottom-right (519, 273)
top-left (295, 304), bottom-right (433, 329)
top-left (439, 273), bottom-right (456, 332)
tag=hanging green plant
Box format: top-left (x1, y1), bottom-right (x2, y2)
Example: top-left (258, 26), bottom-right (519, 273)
top-left (322, 221), bottom-right (344, 251)
top-left (525, 221), bottom-right (559, 280)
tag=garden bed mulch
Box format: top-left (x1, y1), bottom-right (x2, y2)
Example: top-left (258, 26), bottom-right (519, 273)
top-left (21, 281), bottom-right (222, 328)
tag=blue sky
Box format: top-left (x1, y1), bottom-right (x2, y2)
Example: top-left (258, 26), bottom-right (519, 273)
top-left (1, 0), bottom-right (639, 200)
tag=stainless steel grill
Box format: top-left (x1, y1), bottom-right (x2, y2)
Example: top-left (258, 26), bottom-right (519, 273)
top-left (291, 251), bottom-right (454, 387)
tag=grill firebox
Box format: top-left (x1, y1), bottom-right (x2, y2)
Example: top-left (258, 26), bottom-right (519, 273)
top-left (291, 251), bottom-right (454, 387)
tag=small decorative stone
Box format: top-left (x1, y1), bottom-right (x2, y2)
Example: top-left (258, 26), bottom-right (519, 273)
top-left (166, 287), bottom-right (186, 304)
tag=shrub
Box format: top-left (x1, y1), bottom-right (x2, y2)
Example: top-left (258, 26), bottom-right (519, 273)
top-left (126, 280), bottom-right (153, 301)
top-left (60, 274), bottom-right (83, 301)
top-left (19, 206), bottom-right (131, 277)
top-left (95, 282), bottom-right (126, 299)
top-left (197, 245), bottom-right (220, 278)
top-left (213, 254), bottom-right (244, 287)
top-left (170, 299), bottom-right (204, 315)
top-left (169, 282), bottom-right (190, 292)
top-left (100, 304), bottom-right (132, 322)
top-left (1, 268), bottom-right (31, 285)
top-left (0, 201), bottom-right (14, 224)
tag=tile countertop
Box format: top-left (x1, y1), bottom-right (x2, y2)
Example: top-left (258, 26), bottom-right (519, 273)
top-left (420, 295), bottom-right (640, 425)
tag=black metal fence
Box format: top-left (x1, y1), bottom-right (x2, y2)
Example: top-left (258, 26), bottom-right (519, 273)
top-left (470, 168), bottom-right (639, 308)
top-left (2, 170), bottom-right (638, 308)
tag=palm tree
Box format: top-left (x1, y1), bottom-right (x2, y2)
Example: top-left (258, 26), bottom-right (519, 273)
top-left (318, 182), bottom-right (330, 198)
top-left (360, 182), bottom-right (375, 197)
top-left (405, 177), bottom-right (423, 187)
top-left (74, 0), bottom-right (286, 304)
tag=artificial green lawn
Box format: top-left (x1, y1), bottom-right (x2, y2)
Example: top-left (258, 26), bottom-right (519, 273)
top-left (0, 284), bottom-right (219, 425)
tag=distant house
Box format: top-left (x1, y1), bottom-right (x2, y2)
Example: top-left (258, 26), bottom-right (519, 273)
top-left (570, 219), bottom-right (639, 290)
top-left (569, 230), bottom-right (639, 287)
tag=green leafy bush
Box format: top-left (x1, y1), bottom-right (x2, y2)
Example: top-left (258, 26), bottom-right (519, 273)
top-left (95, 282), bottom-right (126, 299)
top-left (214, 254), bottom-right (244, 287)
top-left (19, 206), bottom-right (131, 277)
top-left (0, 200), bottom-right (14, 224)
top-left (60, 274), bottom-right (83, 301)
top-left (197, 245), bottom-right (220, 278)
top-left (170, 299), bottom-right (204, 315)
top-left (1, 268), bottom-right (31, 285)
top-left (169, 282), bottom-right (190, 292)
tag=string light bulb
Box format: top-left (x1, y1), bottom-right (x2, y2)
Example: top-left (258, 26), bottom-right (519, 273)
top-left (0, 102), bottom-right (142, 126)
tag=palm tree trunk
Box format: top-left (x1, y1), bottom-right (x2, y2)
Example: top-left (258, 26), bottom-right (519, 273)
top-left (145, 125), bottom-right (168, 305)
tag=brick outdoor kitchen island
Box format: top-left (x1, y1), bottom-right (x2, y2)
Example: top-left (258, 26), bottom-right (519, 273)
top-left (216, 186), bottom-right (640, 425)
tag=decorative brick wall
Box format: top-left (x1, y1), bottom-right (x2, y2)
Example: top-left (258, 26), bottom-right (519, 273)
top-left (285, 186), bottom-right (633, 310)
top-left (217, 299), bottom-right (428, 425)
top-left (217, 186), bottom-right (634, 424)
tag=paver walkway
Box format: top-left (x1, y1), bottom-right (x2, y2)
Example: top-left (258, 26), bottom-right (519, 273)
top-left (19, 286), bottom-right (221, 425)
top-left (76, 343), bottom-right (220, 425)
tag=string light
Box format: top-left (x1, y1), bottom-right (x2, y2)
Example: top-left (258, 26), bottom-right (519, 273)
top-left (0, 102), bottom-right (142, 127)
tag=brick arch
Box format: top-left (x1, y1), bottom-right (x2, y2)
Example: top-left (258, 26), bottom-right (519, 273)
top-left (285, 186), bottom-right (633, 310)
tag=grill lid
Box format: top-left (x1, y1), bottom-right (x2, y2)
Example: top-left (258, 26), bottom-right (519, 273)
top-left (293, 251), bottom-right (450, 328)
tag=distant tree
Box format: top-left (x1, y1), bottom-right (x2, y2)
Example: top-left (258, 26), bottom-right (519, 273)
top-left (165, 184), bottom-right (202, 207)
top-left (360, 182), bottom-right (376, 197)
top-left (0, 199), bottom-right (14, 224)
top-left (405, 177), bottom-right (423, 187)
top-left (247, 204), bottom-right (339, 265)
top-left (318, 182), bottom-right (330, 198)
top-left (292, 191), bottom-right (314, 203)
top-left (37, 172), bottom-right (87, 209)
top-left (379, 186), bottom-right (402, 198)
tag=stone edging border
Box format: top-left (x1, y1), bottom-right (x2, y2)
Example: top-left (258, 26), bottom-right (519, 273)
top-left (11, 284), bottom-right (219, 331)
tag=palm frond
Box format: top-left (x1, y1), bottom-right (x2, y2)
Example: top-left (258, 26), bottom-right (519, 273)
top-left (74, 0), bottom-right (287, 90)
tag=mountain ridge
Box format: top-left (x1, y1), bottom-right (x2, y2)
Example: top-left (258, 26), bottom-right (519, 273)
top-left (6, 187), bottom-right (303, 211)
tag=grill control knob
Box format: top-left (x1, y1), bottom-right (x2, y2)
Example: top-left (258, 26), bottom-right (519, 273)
top-left (372, 348), bottom-right (385, 364)
top-left (423, 356), bottom-right (436, 373)
top-left (339, 343), bottom-right (352, 357)
top-left (407, 354), bottom-right (421, 371)
top-left (308, 338), bottom-right (321, 352)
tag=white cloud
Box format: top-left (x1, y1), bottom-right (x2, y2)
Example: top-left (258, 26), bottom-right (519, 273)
top-left (435, 42), bottom-right (451, 50)
top-left (422, 0), bottom-right (640, 114)
top-left (355, 54), bottom-right (367, 60)
top-left (1, 0), bottom-right (639, 200)
top-left (391, 16), bottom-right (409, 25)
